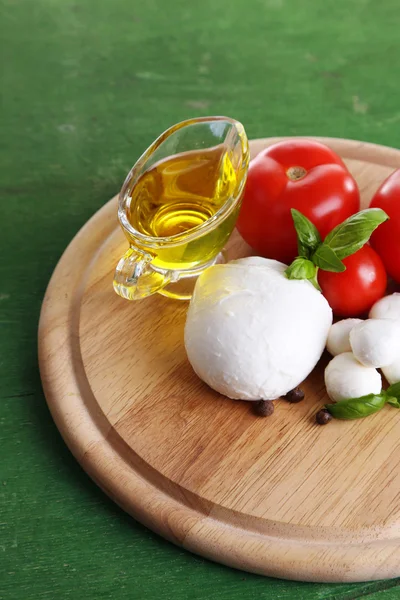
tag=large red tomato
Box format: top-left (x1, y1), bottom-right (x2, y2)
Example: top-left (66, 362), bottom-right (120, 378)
top-left (318, 245), bottom-right (387, 317)
top-left (237, 140), bottom-right (360, 264)
top-left (370, 169), bottom-right (400, 283)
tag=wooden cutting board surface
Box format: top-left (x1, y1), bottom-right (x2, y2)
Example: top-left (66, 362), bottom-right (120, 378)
top-left (38, 137), bottom-right (400, 583)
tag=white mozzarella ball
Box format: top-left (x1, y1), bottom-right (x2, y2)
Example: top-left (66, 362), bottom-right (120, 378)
top-left (349, 319), bottom-right (400, 368)
top-left (326, 319), bottom-right (363, 356)
top-left (324, 352), bottom-right (382, 403)
top-left (369, 293), bottom-right (400, 320)
top-left (382, 360), bottom-right (400, 385)
top-left (185, 257), bottom-right (332, 400)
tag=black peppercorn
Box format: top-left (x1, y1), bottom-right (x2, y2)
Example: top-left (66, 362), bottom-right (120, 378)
top-left (284, 387), bottom-right (305, 403)
top-left (253, 400), bottom-right (274, 417)
top-left (316, 409), bottom-right (332, 425)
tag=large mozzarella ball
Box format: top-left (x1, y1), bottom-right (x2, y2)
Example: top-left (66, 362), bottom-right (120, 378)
top-left (326, 319), bottom-right (363, 356)
top-left (184, 257), bottom-right (332, 400)
top-left (349, 318), bottom-right (400, 368)
top-left (324, 352), bottom-right (382, 403)
top-left (230, 256), bottom-right (287, 271)
top-left (369, 293), bottom-right (400, 320)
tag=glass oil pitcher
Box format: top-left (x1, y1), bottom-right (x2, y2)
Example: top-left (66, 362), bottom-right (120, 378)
top-left (113, 116), bottom-right (249, 300)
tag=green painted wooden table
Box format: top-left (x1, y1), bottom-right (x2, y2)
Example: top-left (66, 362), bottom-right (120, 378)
top-left (1, 1), bottom-right (400, 598)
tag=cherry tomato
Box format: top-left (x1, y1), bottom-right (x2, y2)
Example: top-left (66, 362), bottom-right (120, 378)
top-left (237, 140), bottom-right (360, 264)
top-left (318, 245), bottom-right (387, 317)
top-left (370, 169), bottom-right (400, 283)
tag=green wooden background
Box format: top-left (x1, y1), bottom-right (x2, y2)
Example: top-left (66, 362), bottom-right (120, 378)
top-left (1, 0), bottom-right (400, 598)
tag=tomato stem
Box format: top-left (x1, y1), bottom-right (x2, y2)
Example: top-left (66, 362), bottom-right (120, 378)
top-left (286, 166), bottom-right (307, 181)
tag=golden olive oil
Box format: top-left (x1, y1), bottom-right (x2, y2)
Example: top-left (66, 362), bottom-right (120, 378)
top-left (126, 145), bottom-right (240, 270)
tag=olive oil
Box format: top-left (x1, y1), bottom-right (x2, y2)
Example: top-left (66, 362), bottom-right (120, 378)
top-left (126, 145), bottom-right (240, 270)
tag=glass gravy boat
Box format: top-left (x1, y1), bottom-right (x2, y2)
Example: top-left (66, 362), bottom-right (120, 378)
top-left (113, 116), bottom-right (249, 300)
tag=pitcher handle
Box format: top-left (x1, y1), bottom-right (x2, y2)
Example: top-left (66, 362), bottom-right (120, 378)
top-left (113, 247), bottom-right (171, 300)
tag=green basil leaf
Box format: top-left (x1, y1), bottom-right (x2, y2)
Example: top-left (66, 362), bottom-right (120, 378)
top-left (387, 397), bottom-right (400, 408)
top-left (387, 381), bottom-right (400, 400)
top-left (324, 208), bottom-right (389, 259)
top-left (325, 393), bottom-right (387, 420)
top-left (312, 244), bottom-right (346, 272)
top-left (285, 257), bottom-right (317, 281)
top-left (291, 209), bottom-right (321, 258)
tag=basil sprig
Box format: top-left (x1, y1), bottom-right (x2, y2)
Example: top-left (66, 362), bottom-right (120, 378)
top-left (285, 208), bottom-right (389, 287)
top-left (285, 257), bottom-right (317, 281)
top-left (325, 382), bottom-right (400, 420)
top-left (324, 209), bottom-right (389, 259)
top-left (312, 244), bottom-right (346, 273)
top-left (291, 209), bottom-right (321, 258)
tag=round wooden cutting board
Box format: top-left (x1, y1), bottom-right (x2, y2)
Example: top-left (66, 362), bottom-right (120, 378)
top-left (38, 137), bottom-right (400, 583)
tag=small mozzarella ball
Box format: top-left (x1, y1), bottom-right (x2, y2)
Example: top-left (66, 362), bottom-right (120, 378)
top-left (326, 319), bottom-right (363, 356)
top-left (349, 319), bottom-right (400, 368)
top-left (324, 352), bottom-right (382, 403)
top-left (369, 293), bottom-right (400, 320)
top-left (382, 360), bottom-right (400, 385)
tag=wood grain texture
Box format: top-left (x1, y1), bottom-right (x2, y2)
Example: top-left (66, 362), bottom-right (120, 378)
top-left (38, 137), bottom-right (400, 583)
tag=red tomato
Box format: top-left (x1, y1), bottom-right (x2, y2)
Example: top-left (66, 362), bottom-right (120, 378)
top-left (370, 169), bottom-right (400, 283)
top-left (237, 140), bottom-right (360, 264)
top-left (318, 245), bottom-right (387, 317)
